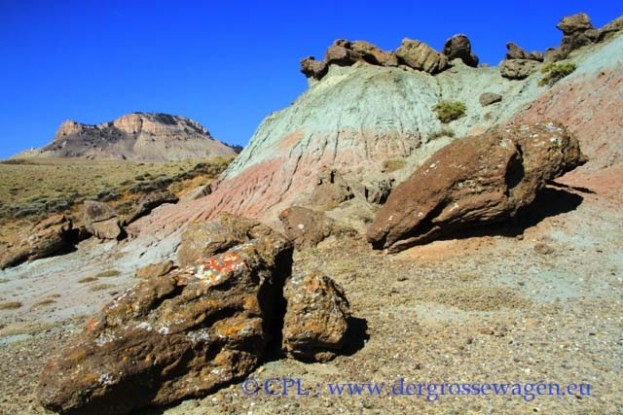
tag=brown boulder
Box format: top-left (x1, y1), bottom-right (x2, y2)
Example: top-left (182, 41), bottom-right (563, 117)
top-left (557, 13), bottom-right (593, 35)
top-left (479, 92), bottom-right (503, 107)
top-left (325, 39), bottom-right (361, 66)
top-left (442, 34), bottom-right (479, 67)
top-left (396, 38), bottom-right (449, 74)
top-left (367, 121), bottom-right (587, 252)
top-left (81, 200), bottom-right (123, 240)
top-left (350, 40), bottom-right (399, 67)
top-left (282, 272), bottom-right (350, 362)
top-left (39, 219), bottom-right (293, 415)
top-left (499, 59), bottom-right (540, 80)
top-left (279, 206), bottom-right (335, 249)
top-left (300, 56), bottom-right (328, 80)
top-left (0, 214), bottom-right (74, 269)
top-left (177, 212), bottom-right (280, 267)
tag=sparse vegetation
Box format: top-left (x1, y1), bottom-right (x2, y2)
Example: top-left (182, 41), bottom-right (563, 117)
top-left (95, 269), bottom-right (121, 278)
top-left (382, 158), bottom-right (406, 172)
top-left (90, 283), bottom-right (116, 292)
top-left (539, 62), bottom-right (577, 87)
top-left (30, 299), bottom-right (57, 310)
top-left (428, 127), bottom-right (455, 141)
top-left (433, 101), bottom-right (467, 123)
top-left (78, 276), bottom-right (99, 283)
top-left (0, 301), bottom-right (22, 310)
top-left (0, 155), bottom-right (236, 237)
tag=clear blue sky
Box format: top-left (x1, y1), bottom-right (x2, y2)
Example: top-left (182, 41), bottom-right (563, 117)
top-left (0, 1), bottom-right (620, 159)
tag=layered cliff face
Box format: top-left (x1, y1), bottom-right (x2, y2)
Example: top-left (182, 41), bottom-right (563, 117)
top-left (17, 113), bottom-right (238, 162)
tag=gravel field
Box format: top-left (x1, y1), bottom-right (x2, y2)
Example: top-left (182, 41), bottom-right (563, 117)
top-left (1, 187), bottom-right (621, 415)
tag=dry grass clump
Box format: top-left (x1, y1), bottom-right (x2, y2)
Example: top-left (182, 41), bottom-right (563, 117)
top-left (0, 301), bottom-right (22, 310)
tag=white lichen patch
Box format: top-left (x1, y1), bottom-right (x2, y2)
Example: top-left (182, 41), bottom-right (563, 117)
top-left (95, 332), bottom-right (116, 347)
top-left (157, 326), bottom-right (170, 335)
top-left (98, 373), bottom-right (115, 386)
top-left (136, 321), bottom-right (152, 331)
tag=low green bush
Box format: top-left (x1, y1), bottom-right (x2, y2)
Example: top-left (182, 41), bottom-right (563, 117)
top-left (433, 101), bottom-right (466, 124)
top-left (539, 62), bottom-right (576, 87)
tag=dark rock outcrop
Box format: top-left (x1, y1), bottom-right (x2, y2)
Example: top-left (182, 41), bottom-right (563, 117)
top-left (443, 34), bottom-right (479, 67)
top-left (81, 200), bottom-right (123, 240)
top-left (500, 59), bottom-right (540, 80)
top-left (300, 40), bottom-right (398, 80)
top-left (309, 169), bottom-right (355, 210)
top-left (301, 37), bottom-right (449, 79)
top-left (124, 189), bottom-right (179, 224)
top-left (367, 121), bottom-right (587, 252)
top-left (39, 215), bottom-right (294, 415)
top-left (505, 42), bottom-right (544, 61)
top-left (279, 206), bottom-right (335, 249)
top-left (301, 56), bottom-right (328, 80)
top-left (479, 92), bottom-right (503, 107)
top-left (545, 13), bottom-right (612, 61)
top-left (0, 214), bottom-right (74, 269)
top-left (282, 272), bottom-right (350, 362)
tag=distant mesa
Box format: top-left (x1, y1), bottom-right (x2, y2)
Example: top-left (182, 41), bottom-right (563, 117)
top-left (15, 112), bottom-right (240, 162)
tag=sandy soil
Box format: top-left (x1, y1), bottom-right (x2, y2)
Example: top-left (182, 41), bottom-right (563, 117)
top-left (0, 182), bottom-right (621, 415)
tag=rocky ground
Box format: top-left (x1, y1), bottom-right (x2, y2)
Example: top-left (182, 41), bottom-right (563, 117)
top-left (1, 181), bottom-right (621, 415)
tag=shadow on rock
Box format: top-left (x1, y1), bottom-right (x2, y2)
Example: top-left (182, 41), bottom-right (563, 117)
top-left (341, 316), bottom-right (370, 357)
top-left (436, 186), bottom-right (584, 242)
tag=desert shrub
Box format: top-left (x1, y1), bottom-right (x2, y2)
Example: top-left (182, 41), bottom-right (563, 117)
top-left (382, 159), bottom-right (406, 172)
top-left (428, 128), bottom-right (455, 140)
top-left (433, 101), bottom-right (466, 123)
top-left (95, 269), bottom-right (121, 278)
top-left (90, 283), bottom-right (116, 292)
top-left (0, 301), bottom-right (22, 310)
top-left (539, 62), bottom-right (576, 87)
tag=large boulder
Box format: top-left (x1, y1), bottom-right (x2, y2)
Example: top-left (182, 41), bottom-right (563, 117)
top-left (396, 38), bottom-right (449, 74)
top-left (442, 34), bottom-right (479, 67)
top-left (279, 206), bottom-right (335, 249)
top-left (557, 13), bottom-right (593, 35)
top-left (177, 213), bottom-right (278, 267)
top-left (39, 215), bottom-right (293, 415)
top-left (367, 121), bottom-right (587, 252)
top-left (282, 272), bottom-right (350, 362)
top-left (0, 214), bottom-right (74, 269)
top-left (81, 200), bottom-right (123, 240)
